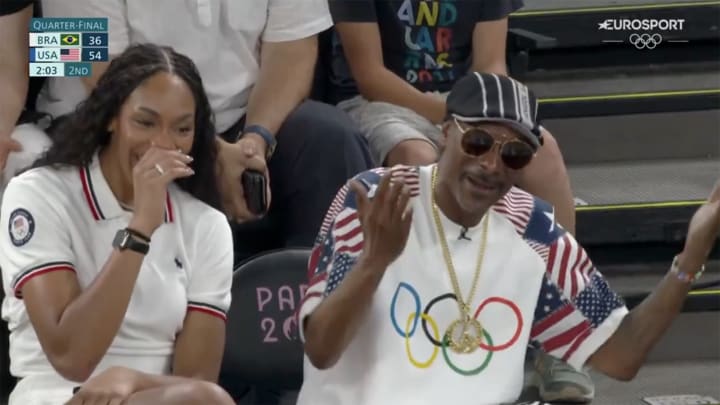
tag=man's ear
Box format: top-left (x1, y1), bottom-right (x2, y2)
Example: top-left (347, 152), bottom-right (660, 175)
top-left (439, 121), bottom-right (451, 149)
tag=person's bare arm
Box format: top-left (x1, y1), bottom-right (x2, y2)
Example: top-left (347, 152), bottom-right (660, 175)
top-left (22, 246), bottom-right (148, 382)
top-left (588, 183), bottom-right (720, 380)
top-left (0, 5), bottom-right (32, 138)
top-left (70, 365), bottom-right (233, 402)
top-left (241, 36), bottom-right (317, 152)
top-left (587, 253), bottom-right (704, 380)
top-left (171, 213), bottom-right (232, 381)
top-left (171, 312), bottom-right (226, 381)
top-left (71, 215), bottom-right (232, 404)
top-left (11, 149), bottom-right (193, 382)
top-left (335, 22), bottom-right (446, 124)
top-left (214, 38), bottom-right (315, 219)
top-left (471, 18), bottom-right (511, 75)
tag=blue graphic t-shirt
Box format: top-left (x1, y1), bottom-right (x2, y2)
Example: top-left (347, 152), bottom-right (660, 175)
top-left (327, 0), bottom-right (524, 104)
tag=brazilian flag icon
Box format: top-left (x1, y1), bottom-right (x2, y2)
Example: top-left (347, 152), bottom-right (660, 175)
top-left (60, 34), bottom-right (79, 46)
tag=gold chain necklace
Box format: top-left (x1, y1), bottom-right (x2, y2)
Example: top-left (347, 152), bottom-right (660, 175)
top-left (430, 165), bottom-right (489, 354)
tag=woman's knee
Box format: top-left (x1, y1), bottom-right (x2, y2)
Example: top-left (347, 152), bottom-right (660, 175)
top-left (521, 128), bottom-right (576, 234)
top-left (179, 380), bottom-right (234, 405)
top-left (538, 128), bottom-right (564, 162)
top-left (523, 128), bottom-right (569, 182)
top-left (385, 139), bottom-right (438, 166)
top-left (127, 380), bottom-right (234, 405)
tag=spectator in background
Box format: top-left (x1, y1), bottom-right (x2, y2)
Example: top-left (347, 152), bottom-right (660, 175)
top-left (1, 43), bottom-right (234, 405)
top-left (36, 0), bottom-right (373, 263)
top-left (0, 0), bottom-right (52, 202)
top-left (327, 0), bottom-right (575, 232)
top-left (326, 1), bottom-right (586, 401)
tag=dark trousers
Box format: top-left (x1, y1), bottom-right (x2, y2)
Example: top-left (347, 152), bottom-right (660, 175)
top-left (222, 99), bottom-right (373, 264)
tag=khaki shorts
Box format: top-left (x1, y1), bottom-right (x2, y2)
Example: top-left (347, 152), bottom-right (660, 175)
top-left (338, 94), bottom-right (447, 165)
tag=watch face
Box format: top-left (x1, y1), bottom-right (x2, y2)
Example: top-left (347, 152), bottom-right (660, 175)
top-left (112, 229), bottom-right (150, 254)
top-left (113, 230), bottom-right (130, 249)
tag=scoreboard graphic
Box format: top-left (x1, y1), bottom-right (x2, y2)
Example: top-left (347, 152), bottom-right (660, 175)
top-left (29, 18), bottom-right (109, 77)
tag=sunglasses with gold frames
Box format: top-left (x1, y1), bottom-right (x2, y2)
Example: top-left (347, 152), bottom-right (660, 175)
top-left (453, 118), bottom-right (536, 170)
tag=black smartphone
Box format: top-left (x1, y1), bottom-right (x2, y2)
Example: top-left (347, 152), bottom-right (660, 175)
top-left (242, 169), bottom-right (267, 216)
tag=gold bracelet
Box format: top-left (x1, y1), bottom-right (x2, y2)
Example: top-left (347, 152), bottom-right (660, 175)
top-left (669, 255), bottom-right (705, 283)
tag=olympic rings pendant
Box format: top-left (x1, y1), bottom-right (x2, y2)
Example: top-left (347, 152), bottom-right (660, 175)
top-left (444, 318), bottom-right (483, 354)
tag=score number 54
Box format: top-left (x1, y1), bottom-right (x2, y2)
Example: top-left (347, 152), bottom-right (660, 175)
top-left (82, 47), bottom-right (109, 62)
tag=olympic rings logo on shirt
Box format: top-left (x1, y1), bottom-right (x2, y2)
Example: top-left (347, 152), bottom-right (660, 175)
top-left (629, 33), bottom-right (663, 50)
top-left (389, 282), bottom-right (524, 376)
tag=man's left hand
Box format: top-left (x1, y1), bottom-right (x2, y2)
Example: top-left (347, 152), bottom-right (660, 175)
top-left (680, 179), bottom-right (720, 272)
top-left (216, 137), bottom-right (272, 222)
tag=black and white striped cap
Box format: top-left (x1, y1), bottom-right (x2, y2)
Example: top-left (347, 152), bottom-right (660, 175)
top-left (446, 72), bottom-right (542, 149)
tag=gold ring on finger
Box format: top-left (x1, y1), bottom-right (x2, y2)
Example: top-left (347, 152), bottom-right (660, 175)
top-left (154, 163), bottom-right (164, 175)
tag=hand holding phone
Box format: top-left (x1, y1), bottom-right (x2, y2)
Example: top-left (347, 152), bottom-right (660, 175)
top-left (242, 169), bottom-right (268, 216)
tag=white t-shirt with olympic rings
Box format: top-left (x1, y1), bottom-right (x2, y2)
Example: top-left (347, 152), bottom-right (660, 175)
top-left (297, 164), bottom-right (628, 405)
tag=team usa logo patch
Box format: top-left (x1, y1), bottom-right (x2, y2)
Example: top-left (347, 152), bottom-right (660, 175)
top-left (8, 208), bottom-right (35, 247)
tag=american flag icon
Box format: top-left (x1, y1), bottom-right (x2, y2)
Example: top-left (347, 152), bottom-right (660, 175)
top-left (60, 48), bottom-right (81, 62)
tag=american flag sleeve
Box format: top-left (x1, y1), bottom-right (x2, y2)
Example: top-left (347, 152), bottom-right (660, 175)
top-left (297, 169), bottom-right (384, 342)
top-left (529, 232), bottom-right (629, 370)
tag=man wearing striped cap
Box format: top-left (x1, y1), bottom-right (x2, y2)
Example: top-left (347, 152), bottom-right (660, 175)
top-left (295, 72), bottom-right (720, 404)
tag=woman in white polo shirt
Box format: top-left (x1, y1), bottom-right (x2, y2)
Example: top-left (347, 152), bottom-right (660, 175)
top-left (0, 43), bottom-right (235, 404)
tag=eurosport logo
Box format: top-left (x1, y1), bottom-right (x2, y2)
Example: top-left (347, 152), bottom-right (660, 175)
top-left (598, 19), bottom-right (685, 31)
top-left (598, 18), bottom-right (687, 50)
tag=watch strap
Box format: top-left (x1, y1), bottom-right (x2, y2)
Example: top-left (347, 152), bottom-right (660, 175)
top-left (241, 124), bottom-right (276, 158)
top-left (113, 228), bottom-right (150, 255)
top-left (126, 227), bottom-right (151, 243)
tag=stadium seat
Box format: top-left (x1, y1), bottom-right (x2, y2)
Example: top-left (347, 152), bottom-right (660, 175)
top-left (219, 248), bottom-right (311, 400)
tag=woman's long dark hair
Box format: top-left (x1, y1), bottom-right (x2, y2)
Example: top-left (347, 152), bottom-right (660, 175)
top-left (33, 43), bottom-right (222, 210)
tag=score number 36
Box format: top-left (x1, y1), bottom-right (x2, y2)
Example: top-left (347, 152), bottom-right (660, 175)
top-left (87, 35), bottom-right (103, 46)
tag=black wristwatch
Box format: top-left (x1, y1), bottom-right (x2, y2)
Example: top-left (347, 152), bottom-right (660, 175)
top-left (112, 228), bottom-right (150, 255)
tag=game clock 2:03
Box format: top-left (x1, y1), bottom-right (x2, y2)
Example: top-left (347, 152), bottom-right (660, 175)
top-left (34, 64), bottom-right (58, 76)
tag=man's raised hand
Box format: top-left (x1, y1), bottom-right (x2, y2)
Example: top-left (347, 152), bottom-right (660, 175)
top-left (349, 172), bottom-right (413, 269)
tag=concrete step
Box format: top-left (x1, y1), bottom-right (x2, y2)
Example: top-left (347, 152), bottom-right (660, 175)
top-left (518, 0), bottom-right (709, 12)
top-left (528, 65), bottom-right (720, 98)
top-left (569, 158), bottom-right (718, 205)
top-left (591, 359), bottom-right (720, 405)
top-left (546, 110), bottom-right (719, 164)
